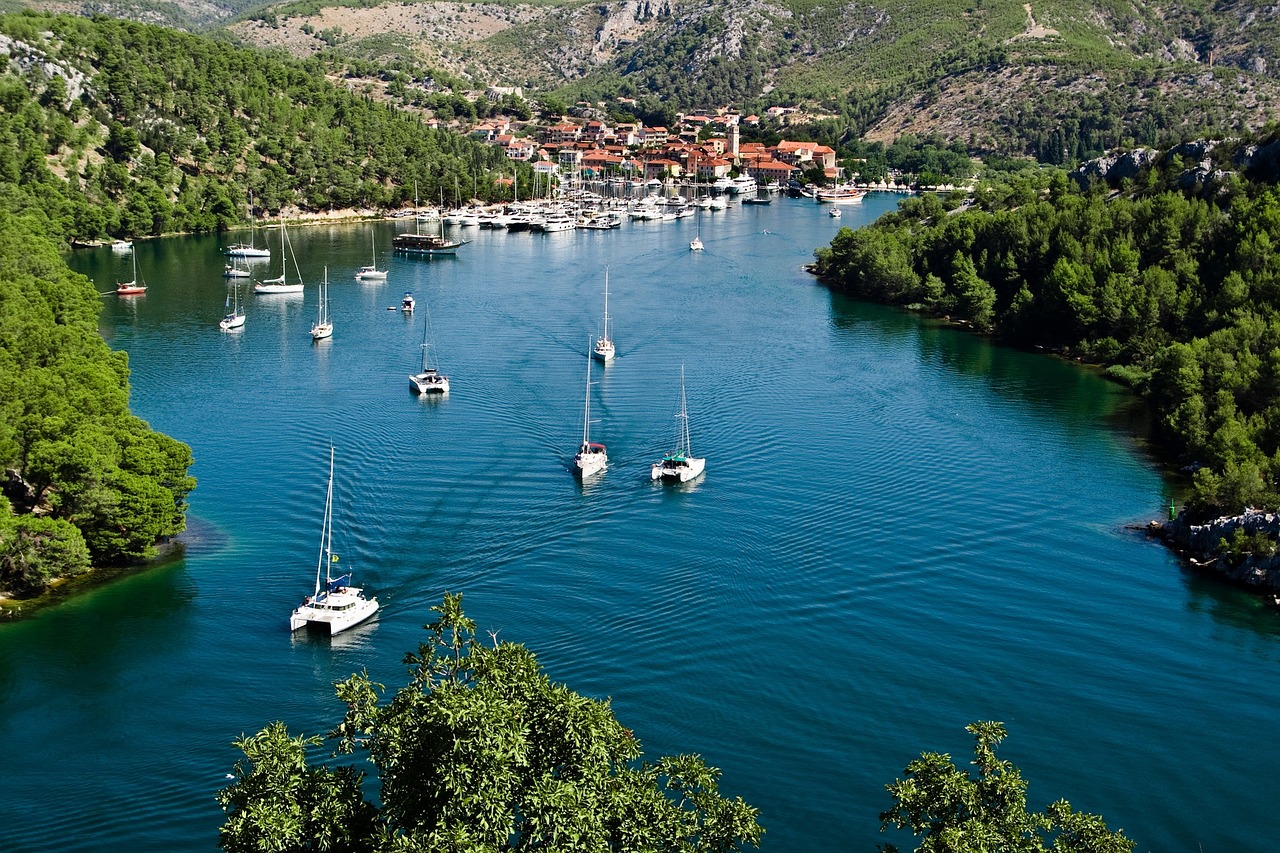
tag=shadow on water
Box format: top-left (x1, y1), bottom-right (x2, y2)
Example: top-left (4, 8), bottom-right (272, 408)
top-left (827, 287), bottom-right (1161, 464)
top-left (0, 558), bottom-right (199, 701)
top-left (1180, 564), bottom-right (1280, 641)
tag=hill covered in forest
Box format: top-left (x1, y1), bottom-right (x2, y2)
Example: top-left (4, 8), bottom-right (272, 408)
top-left (22, 0), bottom-right (1280, 163)
top-left (0, 11), bottom-right (526, 243)
top-left (813, 130), bottom-right (1280, 527)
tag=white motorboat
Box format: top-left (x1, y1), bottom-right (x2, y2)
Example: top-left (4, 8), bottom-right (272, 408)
top-left (651, 366), bottom-right (705, 482)
top-left (289, 448), bottom-right (379, 635)
top-left (592, 268), bottom-right (615, 363)
top-left (254, 220), bottom-right (304, 294)
top-left (540, 211), bottom-right (576, 233)
top-left (690, 235), bottom-right (704, 251)
top-left (355, 230), bottom-right (387, 280)
top-left (573, 344), bottom-right (607, 479)
top-left (401, 292), bottom-right (415, 312)
top-left (110, 239), bottom-right (133, 252)
top-left (408, 302), bottom-right (449, 395)
top-left (829, 207), bottom-right (842, 218)
top-left (219, 282), bottom-right (245, 331)
top-left (311, 268), bottom-right (333, 340)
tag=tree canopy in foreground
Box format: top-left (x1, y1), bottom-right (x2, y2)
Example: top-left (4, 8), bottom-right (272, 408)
top-left (218, 593), bottom-right (763, 852)
top-left (879, 721), bottom-right (1134, 853)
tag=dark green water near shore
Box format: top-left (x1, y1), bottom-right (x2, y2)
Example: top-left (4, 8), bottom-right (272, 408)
top-left (3, 195), bottom-right (1278, 851)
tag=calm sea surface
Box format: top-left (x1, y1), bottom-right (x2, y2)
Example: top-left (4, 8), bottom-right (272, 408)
top-left (3, 194), bottom-right (1278, 851)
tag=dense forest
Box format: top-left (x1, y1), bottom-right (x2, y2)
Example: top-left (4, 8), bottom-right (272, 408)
top-left (0, 211), bottom-right (195, 598)
top-left (813, 134), bottom-right (1280, 527)
top-left (0, 11), bottom-right (528, 244)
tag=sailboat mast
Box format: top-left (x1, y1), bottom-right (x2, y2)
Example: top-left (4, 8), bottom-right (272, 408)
top-left (316, 447), bottom-right (334, 597)
top-left (679, 365), bottom-right (691, 454)
top-left (602, 268), bottom-right (610, 339)
top-left (582, 344), bottom-right (593, 445)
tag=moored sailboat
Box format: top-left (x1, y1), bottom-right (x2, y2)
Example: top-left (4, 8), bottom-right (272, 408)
top-left (227, 190), bottom-right (272, 258)
top-left (219, 282), bottom-right (245, 330)
top-left (116, 250), bottom-right (147, 296)
top-left (255, 219), bottom-right (304, 294)
top-left (356, 230), bottom-right (387, 280)
top-left (310, 268), bottom-right (333, 340)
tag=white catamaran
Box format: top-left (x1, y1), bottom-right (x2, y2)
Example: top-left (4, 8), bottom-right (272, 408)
top-left (651, 366), bottom-right (705, 482)
top-left (289, 448), bottom-right (379, 635)
top-left (409, 300), bottom-right (449, 394)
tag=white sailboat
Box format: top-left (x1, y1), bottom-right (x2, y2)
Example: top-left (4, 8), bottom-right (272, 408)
top-left (227, 190), bottom-right (271, 258)
top-left (592, 268), bottom-right (615, 362)
top-left (356, 230), bottom-right (387, 280)
top-left (289, 447), bottom-right (379, 635)
top-left (574, 343), bottom-right (607, 479)
top-left (255, 219), bottom-right (304, 294)
top-left (690, 158), bottom-right (705, 250)
top-left (223, 257), bottom-right (251, 278)
top-left (651, 366), bottom-right (705, 482)
top-left (311, 267), bottom-right (333, 340)
top-left (219, 282), bottom-right (245, 330)
top-left (408, 302), bottom-right (449, 394)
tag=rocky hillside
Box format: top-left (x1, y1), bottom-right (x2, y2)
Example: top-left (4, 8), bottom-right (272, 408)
top-left (20, 0), bottom-right (1280, 158)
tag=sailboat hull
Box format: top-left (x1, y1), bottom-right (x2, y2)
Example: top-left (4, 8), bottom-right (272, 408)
top-left (290, 589), bottom-right (379, 634)
top-left (575, 453), bottom-right (608, 479)
top-left (651, 457), bottom-right (705, 481)
top-left (409, 372), bottom-right (449, 394)
top-left (255, 282), bottom-right (303, 294)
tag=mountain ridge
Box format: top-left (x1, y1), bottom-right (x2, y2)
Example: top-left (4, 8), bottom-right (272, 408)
top-left (16, 0), bottom-right (1280, 159)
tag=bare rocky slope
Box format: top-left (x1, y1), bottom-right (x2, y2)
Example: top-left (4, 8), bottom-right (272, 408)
top-left (20, 0), bottom-right (1280, 153)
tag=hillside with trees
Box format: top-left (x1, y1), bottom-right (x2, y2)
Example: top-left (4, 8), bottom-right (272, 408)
top-left (0, 211), bottom-right (195, 599)
top-left (812, 132), bottom-right (1280, 527)
top-left (0, 11), bottom-right (528, 244)
top-left (208, 0), bottom-right (1280, 165)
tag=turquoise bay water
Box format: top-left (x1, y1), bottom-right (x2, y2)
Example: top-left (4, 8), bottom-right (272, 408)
top-left (3, 195), bottom-right (1279, 851)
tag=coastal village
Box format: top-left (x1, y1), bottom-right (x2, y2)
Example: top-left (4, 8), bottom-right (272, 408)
top-left (448, 93), bottom-right (894, 191)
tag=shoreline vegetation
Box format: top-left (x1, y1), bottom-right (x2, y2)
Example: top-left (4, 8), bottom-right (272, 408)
top-left (0, 212), bottom-right (196, 612)
top-left (812, 131), bottom-right (1280, 608)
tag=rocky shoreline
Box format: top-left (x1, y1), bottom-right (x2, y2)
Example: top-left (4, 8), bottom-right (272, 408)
top-left (1147, 509), bottom-right (1280, 603)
